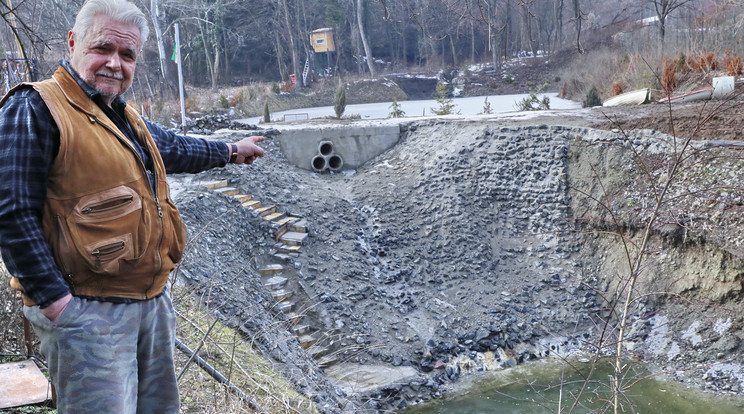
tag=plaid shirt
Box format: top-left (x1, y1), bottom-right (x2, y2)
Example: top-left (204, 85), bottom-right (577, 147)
top-left (0, 61), bottom-right (229, 307)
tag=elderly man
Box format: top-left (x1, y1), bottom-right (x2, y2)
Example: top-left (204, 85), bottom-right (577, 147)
top-left (0, 0), bottom-right (264, 412)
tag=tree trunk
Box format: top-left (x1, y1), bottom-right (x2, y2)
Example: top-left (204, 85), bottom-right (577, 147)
top-left (450, 34), bottom-right (457, 67)
top-left (555, 0), bottom-right (564, 49)
top-left (149, 0), bottom-right (177, 97)
top-left (356, 0), bottom-right (375, 76)
top-left (278, 0), bottom-right (299, 83)
top-left (199, 22), bottom-right (215, 90)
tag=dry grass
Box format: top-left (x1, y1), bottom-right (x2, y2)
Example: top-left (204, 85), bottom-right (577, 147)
top-left (0, 259), bottom-right (314, 413)
top-left (560, 47), bottom-right (660, 102)
top-left (172, 284), bottom-right (317, 414)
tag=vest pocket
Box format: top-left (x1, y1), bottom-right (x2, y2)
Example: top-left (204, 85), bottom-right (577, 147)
top-left (65, 185), bottom-right (147, 275)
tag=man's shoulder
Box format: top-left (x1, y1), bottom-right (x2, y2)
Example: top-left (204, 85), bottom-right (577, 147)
top-left (0, 83), bottom-right (54, 125)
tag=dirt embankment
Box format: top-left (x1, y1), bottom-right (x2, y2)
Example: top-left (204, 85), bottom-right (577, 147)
top-left (168, 110), bottom-right (744, 412)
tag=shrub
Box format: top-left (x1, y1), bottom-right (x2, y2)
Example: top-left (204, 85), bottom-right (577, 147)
top-left (516, 83), bottom-right (550, 111)
top-left (723, 49), bottom-right (743, 76)
top-left (271, 82), bottom-right (281, 94)
top-left (686, 54), bottom-right (702, 72)
top-left (583, 86), bottom-right (601, 108)
top-left (219, 94), bottom-right (230, 109)
top-left (611, 81), bottom-right (623, 96)
top-left (430, 82), bottom-right (458, 115)
top-left (694, 51), bottom-right (717, 72)
top-left (676, 52), bottom-right (687, 74)
top-left (661, 58), bottom-right (676, 95)
top-left (388, 97), bottom-right (405, 118)
top-left (334, 81), bottom-right (346, 119)
top-left (481, 97), bottom-right (493, 115)
top-left (185, 95), bottom-right (200, 113)
top-left (229, 89), bottom-right (245, 107)
top-left (263, 102), bottom-right (270, 123)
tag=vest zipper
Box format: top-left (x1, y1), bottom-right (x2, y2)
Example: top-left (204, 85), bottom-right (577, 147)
top-left (93, 117), bottom-right (165, 298)
top-left (81, 195), bottom-right (134, 214)
top-left (55, 215), bottom-right (76, 290)
top-left (92, 241), bottom-right (126, 269)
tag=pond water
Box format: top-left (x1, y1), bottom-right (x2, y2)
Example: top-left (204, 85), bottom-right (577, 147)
top-left (241, 93), bottom-right (581, 125)
top-left (401, 359), bottom-right (744, 414)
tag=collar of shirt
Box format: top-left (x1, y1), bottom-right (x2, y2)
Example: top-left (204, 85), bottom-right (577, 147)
top-left (58, 59), bottom-right (129, 116)
top-left (58, 59), bottom-right (155, 179)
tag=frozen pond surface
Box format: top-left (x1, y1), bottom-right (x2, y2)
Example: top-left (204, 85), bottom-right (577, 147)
top-left (239, 93), bottom-right (581, 124)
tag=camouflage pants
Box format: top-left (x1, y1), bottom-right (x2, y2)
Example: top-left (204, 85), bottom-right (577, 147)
top-left (24, 291), bottom-right (179, 414)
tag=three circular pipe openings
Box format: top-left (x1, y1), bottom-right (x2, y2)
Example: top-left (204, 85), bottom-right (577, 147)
top-left (311, 141), bottom-right (344, 173)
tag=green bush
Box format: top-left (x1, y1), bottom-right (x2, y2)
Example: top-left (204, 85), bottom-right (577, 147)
top-left (219, 95), bottom-right (230, 109)
top-left (334, 82), bottom-right (347, 119)
top-left (263, 102), bottom-right (270, 123)
top-left (583, 86), bottom-right (601, 108)
top-left (480, 97), bottom-right (493, 115)
top-left (389, 97), bottom-right (405, 118)
top-left (430, 82), bottom-right (458, 115)
top-left (516, 82), bottom-right (551, 111)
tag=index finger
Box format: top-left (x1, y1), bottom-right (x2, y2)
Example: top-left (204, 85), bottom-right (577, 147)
top-left (250, 135), bottom-right (265, 143)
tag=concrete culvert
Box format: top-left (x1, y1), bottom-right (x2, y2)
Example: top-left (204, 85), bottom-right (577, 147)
top-left (328, 154), bottom-right (344, 171)
top-left (311, 155), bottom-right (327, 172)
top-left (318, 141), bottom-right (334, 156)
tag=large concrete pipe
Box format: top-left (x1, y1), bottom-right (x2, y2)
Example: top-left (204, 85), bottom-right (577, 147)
top-left (311, 154), bottom-right (327, 172)
top-left (328, 154), bottom-right (344, 172)
top-left (311, 140), bottom-right (345, 173)
top-left (318, 141), bottom-right (334, 156)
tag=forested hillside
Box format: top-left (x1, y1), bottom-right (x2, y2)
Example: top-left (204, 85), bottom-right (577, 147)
top-left (0, 1), bottom-right (743, 115)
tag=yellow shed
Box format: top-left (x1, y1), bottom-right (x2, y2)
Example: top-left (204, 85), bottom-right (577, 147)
top-left (309, 28), bottom-right (335, 53)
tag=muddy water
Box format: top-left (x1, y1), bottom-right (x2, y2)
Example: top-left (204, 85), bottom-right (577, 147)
top-left (401, 359), bottom-right (744, 414)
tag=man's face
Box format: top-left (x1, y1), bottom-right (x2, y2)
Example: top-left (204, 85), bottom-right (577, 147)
top-left (68, 15), bottom-right (140, 105)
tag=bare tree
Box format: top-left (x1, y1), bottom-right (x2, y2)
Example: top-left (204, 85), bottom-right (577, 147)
top-left (148, 0), bottom-right (178, 96)
top-left (356, 0), bottom-right (376, 76)
top-left (650, 0), bottom-right (694, 43)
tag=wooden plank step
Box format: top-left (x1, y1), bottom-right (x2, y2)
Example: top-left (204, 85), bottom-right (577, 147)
top-left (203, 180), bottom-right (227, 189)
top-left (0, 361), bottom-right (51, 409)
top-left (264, 276), bottom-right (287, 290)
top-left (234, 194), bottom-right (252, 202)
top-left (292, 324), bottom-right (311, 335)
top-left (271, 289), bottom-right (292, 302)
top-left (263, 212), bottom-right (285, 222)
top-left (273, 253), bottom-right (292, 261)
top-left (258, 264), bottom-right (283, 275)
top-left (307, 346), bottom-right (329, 359)
top-left (277, 301), bottom-right (294, 312)
top-left (298, 335), bottom-right (317, 349)
top-left (242, 200), bottom-right (261, 209)
top-left (255, 205), bottom-right (276, 217)
top-left (274, 226), bottom-right (288, 242)
top-left (281, 231), bottom-right (309, 246)
top-left (275, 243), bottom-right (302, 254)
top-left (317, 354), bottom-right (340, 368)
top-left (215, 187), bottom-right (239, 196)
top-left (288, 219), bottom-right (308, 233)
top-left (288, 312), bottom-right (302, 324)
top-left (273, 216), bottom-right (299, 228)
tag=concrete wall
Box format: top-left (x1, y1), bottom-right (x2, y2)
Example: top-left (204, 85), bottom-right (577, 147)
top-left (277, 124), bottom-right (402, 171)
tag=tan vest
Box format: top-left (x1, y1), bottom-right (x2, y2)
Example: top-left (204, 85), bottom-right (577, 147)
top-left (7, 67), bottom-right (186, 304)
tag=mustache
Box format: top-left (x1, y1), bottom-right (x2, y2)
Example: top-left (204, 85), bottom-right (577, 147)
top-left (95, 70), bottom-right (124, 80)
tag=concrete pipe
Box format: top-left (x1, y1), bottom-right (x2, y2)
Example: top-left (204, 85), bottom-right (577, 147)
top-left (311, 154), bottom-right (328, 172)
top-left (318, 141), bottom-right (334, 156)
top-left (328, 154), bottom-right (344, 172)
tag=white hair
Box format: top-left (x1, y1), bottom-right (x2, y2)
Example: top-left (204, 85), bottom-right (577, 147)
top-left (72, 0), bottom-right (149, 48)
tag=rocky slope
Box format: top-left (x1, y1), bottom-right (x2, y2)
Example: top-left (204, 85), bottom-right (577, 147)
top-left (169, 106), bottom-right (743, 412)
